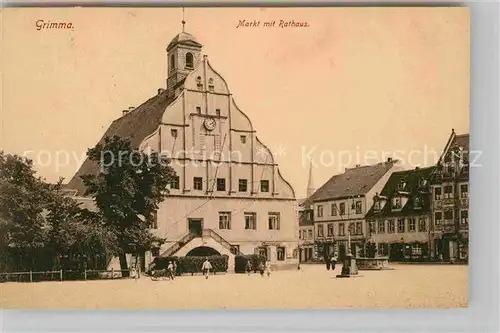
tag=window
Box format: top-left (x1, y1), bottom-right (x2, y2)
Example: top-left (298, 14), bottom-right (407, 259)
top-left (277, 247), bottom-right (285, 261)
top-left (378, 220), bottom-right (385, 233)
top-left (461, 210), bottom-right (468, 224)
top-left (418, 219), bottom-right (426, 232)
top-left (331, 204), bottom-right (337, 216)
top-left (238, 179), bottom-right (247, 192)
top-left (245, 212), bottom-right (257, 230)
top-left (378, 243), bottom-right (387, 256)
top-left (392, 197), bottom-right (402, 209)
top-left (408, 218), bottom-right (416, 232)
top-left (317, 205), bottom-right (323, 217)
top-left (185, 52), bottom-right (194, 68)
top-left (373, 201), bottom-right (380, 211)
top-left (216, 178), bottom-right (226, 191)
top-left (355, 222), bottom-right (363, 235)
top-left (170, 54), bottom-right (175, 71)
top-left (460, 184), bottom-right (468, 198)
top-left (308, 229), bottom-right (313, 239)
top-left (435, 212), bottom-right (442, 225)
top-left (397, 219), bottom-right (405, 233)
top-left (413, 196), bottom-right (422, 207)
top-left (411, 244), bottom-right (422, 255)
top-left (240, 135), bottom-right (246, 144)
top-left (444, 185), bottom-right (453, 199)
top-left (339, 203), bottom-right (346, 215)
top-left (193, 177), bottom-right (203, 190)
top-left (196, 106), bottom-right (201, 114)
top-left (171, 129), bottom-right (178, 138)
top-left (388, 219), bottom-right (395, 233)
top-left (327, 223), bottom-right (334, 237)
top-left (219, 212), bottom-right (231, 229)
top-left (317, 224), bottom-right (324, 237)
top-left (348, 223), bottom-right (355, 235)
top-left (434, 187), bottom-right (442, 200)
top-left (209, 85), bottom-right (215, 92)
top-left (260, 180), bottom-right (269, 193)
top-left (339, 223), bottom-right (345, 236)
top-left (170, 176), bottom-right (180, 189)
top-left (151, 248), bottom-right (160, 257)
top-left (369, 221), bottom-right (376, 234)
top-left (197, 83), bottom-right (203, 90)
top-left (444, 210), bottom-right (453, 224)
top-left (355, 201), bottom-right (362, 214)
top-left (258, 247), bottom-right (268, 259)
top-left (268, 213), bottom-right (280, 230)
top-left (216, 109), bottom-right (221, 116)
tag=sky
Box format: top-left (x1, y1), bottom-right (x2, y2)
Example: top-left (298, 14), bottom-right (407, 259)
top-left (1, 7), bottom-right (470, 198)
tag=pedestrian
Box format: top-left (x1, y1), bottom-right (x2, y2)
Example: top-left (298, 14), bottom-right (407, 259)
top-left (202, 258), bottom-right (212, 279)
top-left (330, 254), bottom-right (338, 271)
top-left (130, 266), bottom-right (136, 279)
top-left (265, 261), bottom-right (272, 277)
top-left (173, 261), bottom-right (178, 277)
top-left (245, 261), bottom-right (252, 275)
top-left (325, 255), bottom-right (331, 271)
top-left (167, 261), bottom-right (175, 280)
top-left (258, 261), bottom-right (265, 277)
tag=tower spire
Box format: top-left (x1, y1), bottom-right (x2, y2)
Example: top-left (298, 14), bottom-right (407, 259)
top-left (181, 7), bottom-right (186, 32)
top-left (307, 158), bottom-right (315, 198)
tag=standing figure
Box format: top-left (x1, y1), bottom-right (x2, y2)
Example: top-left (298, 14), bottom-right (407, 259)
top-left (325, 255), bottom-right (331, 271)
top-left (202, 258), bottom-right (212, 279)
top-left (265, 261), bottom-right (272, 277)
top-left (173, 261), bottom-right (178, 277)
top-left (258, 261), bottom-right (265, 277)
top-left (330, 254), bottom-right (338, 271)
top-left (167, 261), bottom-right (175, 280)
top-left (245, 261), bottom-right (252, 275)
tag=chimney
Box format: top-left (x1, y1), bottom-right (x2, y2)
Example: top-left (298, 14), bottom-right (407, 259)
top-left (128, 106), bottom-right (135, 111)
top-left (158, 88), bottom-right (165, 95)
top-left (203, 54), bottom-right (208, 61)
top-left (355, 164), bottom-right (360, 168)
top-left (122, 109), bottom-right (129, 116)
top-left (387, 157), bottom-right (393, 163)
top-left (415, 166), bottom-right (421, 170)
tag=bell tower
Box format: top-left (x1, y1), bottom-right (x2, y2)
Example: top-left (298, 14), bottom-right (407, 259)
top-left (166, 9), bottom-right (203, 95)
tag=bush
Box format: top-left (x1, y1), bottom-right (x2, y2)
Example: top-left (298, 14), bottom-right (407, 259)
top-left (151, 255), bottom-right (228, 275)
top-left (234, 254), bottom-right (266, 274)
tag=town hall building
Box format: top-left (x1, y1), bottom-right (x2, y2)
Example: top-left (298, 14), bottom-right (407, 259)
top-left (66, 27), bottom-right (299, 271)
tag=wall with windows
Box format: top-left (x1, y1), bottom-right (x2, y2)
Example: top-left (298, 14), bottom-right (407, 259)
top-left (367, 216), bottom-right (431, 245)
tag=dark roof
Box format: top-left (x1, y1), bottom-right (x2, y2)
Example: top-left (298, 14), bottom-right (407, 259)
top-left (365, 166), bottom-right (436, 219)
top-left (308, 160), bottom-right (397, 203)
top-left (66, 90), bottom-right (177, 195)
top-left (454, 134), bottom-right (469, 152)
top-left (438, 130), bottom-right (469, 165)
top-left (167, 32), bottom-right (202, 51)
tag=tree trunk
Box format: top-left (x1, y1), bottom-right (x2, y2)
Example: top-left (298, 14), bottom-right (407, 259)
top-left (119, 253), bottom-right (129, 278)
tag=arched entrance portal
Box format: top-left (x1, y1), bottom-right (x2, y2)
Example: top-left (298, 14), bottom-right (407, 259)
top-left (185, 246), bottom-right (221, 257)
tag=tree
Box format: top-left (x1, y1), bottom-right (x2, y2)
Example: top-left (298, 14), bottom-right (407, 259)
top-left (0, 152), bottom-right (52, 270)
top-left (81, 135), bottom-right (174, 275)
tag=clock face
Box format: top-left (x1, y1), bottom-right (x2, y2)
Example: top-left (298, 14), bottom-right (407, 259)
top-left (203, 118), bottom-right (217, 131)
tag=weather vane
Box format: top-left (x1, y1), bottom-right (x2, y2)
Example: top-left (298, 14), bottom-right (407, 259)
top-left (182, 7), bottom-right (186, 32)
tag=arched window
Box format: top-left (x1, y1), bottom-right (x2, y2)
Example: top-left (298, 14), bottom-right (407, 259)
top-left (170, 54), bottom-right (175, 71)
top-left (185, 52), bottom-right (194, 68)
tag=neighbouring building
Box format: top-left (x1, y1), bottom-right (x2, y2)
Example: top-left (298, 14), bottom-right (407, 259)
top-left (66, 26), bottom-right (298, 271)
top-left (298, 160), bottom-right (315, 262)
top-left (307, 159), bottom-right (400, 261)
top-left (365, 166), bottom-right (435, 261)
top-left (430, 129), bottom-right (469, 262)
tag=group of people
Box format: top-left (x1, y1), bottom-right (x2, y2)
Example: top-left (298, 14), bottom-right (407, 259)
top-left (149, 258), bottom-right (213, 280)
top-left (245, 260), bottom-right (272, 277)
top-left (325, 253), bottom-right (338, 271)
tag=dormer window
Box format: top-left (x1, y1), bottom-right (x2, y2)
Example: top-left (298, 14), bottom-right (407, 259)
top-left (398, 180), bottom-right (406, 191)
top-left (374, 201), bottom-right (381, 211)
top-left (419, 178), bottom-right (428, 187)
top-left (414, 196), bottom-right (422, 208)
top-left (392, 197), bottom-right (402, 209)
top-left (185, 52), bottom-right (194, 69)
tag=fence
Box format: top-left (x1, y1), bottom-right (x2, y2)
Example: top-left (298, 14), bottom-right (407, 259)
top-left (0, 268), bottom-right (135, 283)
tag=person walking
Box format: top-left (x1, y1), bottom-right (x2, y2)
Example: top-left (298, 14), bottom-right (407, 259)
top-left (202, 258), bottom-right (212, 279)
top-left (167, 261), bottom-right (175, 280)
top-left (325, 254), bottom-right (331, 271)
top-left (330, 254), bottom-right (338, 271)
top-left (173, 261), bottom-right (178, 278)
top-left (265, 261), bottom-right (272, 278)
top-left (245, 261), bottom-right (252, 276)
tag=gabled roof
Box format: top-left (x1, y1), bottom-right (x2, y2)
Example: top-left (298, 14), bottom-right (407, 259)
top-left (167, 32), bottom-right (202, 51)
top-left (437, 129), bottom-right (470, 165)
top-left (365, 166), bottom-right (436, 219)
top-left (66, 90), bottom-right (178, 196)
top-left (308, 160), bottom-right (397, 203)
